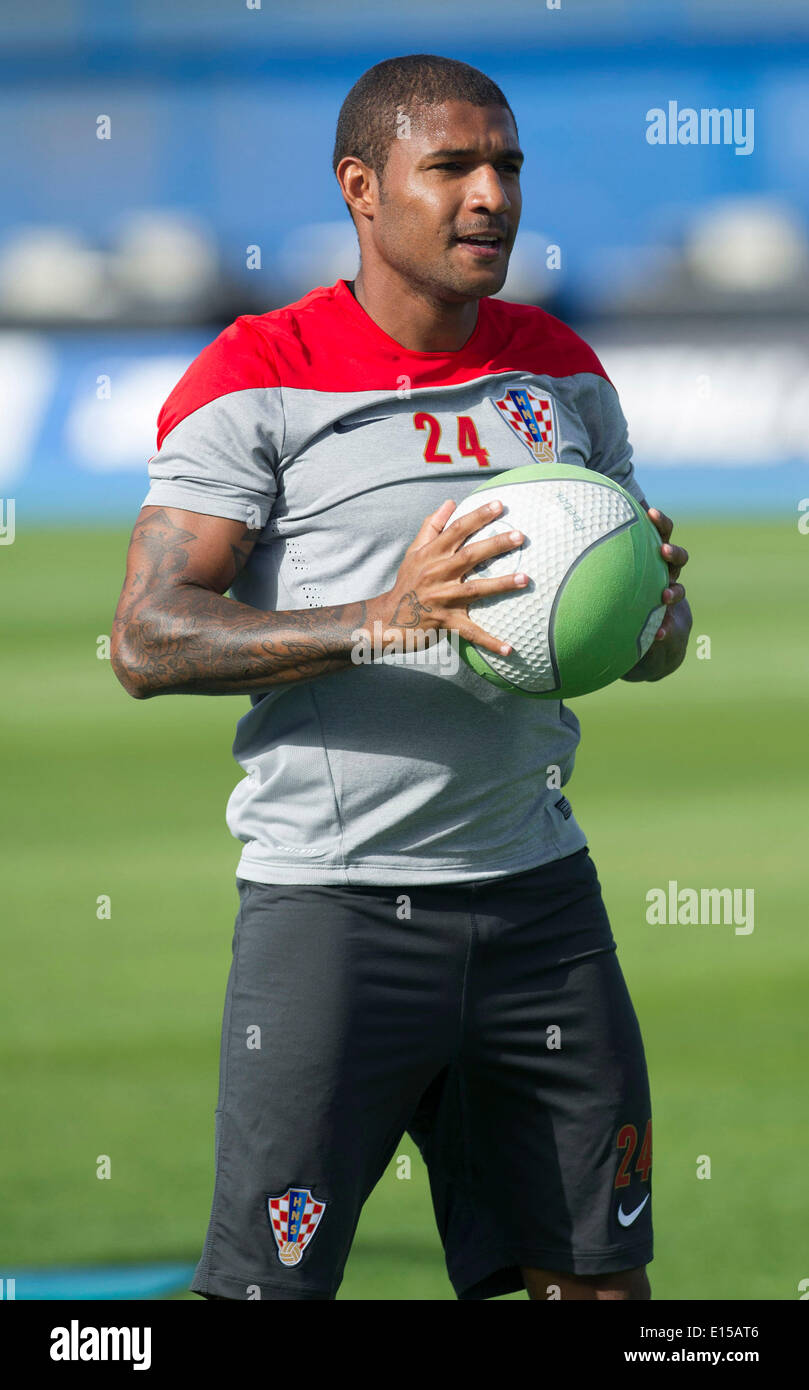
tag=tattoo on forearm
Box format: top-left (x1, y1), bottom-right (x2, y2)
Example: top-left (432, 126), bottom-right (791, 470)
top-left (119, 591), bottom-right (371, 696)
top-left (113, 508), bottom-right (372, 696)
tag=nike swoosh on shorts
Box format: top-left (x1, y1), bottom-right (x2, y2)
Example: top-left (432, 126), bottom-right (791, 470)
top-left (617, 1194), bottom-right (650, 1227)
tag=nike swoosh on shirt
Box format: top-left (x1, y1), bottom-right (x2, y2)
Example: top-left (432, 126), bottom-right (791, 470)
top-left (333, 415), bottom-right (392, 433)
top-left (617, 1195), bottom-right (650, 1227)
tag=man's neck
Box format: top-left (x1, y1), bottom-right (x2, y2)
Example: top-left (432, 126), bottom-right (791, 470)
top-left (349, 266), bottom-right (480, 353)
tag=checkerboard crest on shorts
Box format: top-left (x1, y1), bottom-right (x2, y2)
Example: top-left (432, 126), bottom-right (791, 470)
top-left (490, 385), bottom-right (557, 462)
top-left (266, 1187), bottom-right (327, 1266)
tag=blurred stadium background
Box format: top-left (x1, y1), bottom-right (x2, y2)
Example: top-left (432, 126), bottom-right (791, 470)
top-left (2, 0), bottom-right (807, 1300)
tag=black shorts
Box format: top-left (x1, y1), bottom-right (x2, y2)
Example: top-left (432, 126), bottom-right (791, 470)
top-left (190, 846), bottom-right (653, 1300)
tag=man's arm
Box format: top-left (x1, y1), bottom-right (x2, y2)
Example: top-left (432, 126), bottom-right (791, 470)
top-left (110, 506), bottom-right (375, 699)
top-left (110, 498), bottom-right (531, 700)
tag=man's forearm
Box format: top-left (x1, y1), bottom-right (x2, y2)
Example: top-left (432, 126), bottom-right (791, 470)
top-left (112, 584), bottom-right (378, 698)
top-left (621, 598), bottom-right (692, 683)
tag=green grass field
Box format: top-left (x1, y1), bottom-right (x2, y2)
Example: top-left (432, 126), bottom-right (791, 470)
top-left (2, 518), bottom-right (806, 1299)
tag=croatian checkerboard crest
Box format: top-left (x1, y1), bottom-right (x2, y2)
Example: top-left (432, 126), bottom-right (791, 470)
top-left (267, 1187), bottom-right (327, 1266)
top-left (490, 385), bottom-right (558, 462)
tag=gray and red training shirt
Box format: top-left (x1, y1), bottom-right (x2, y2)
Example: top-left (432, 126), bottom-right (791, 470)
top-left (143, 278), bottom-right (648, 885)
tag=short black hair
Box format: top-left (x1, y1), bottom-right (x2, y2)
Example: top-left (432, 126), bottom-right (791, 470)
top-left (332, 53), bottom-right (516, 187)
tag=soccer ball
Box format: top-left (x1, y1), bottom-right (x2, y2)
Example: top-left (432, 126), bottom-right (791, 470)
top-left (446, 462), bottom-right (668, 699)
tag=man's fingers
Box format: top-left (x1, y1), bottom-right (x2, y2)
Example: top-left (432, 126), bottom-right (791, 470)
top-left (655, 616), bottom-right (673, 640)
top-left (649, 511), bottom-right (689, 586)
top-left (441, 499), bottom-right (505, 549)
top-left (662, 542), bottom-right (688, 585)
top-left (450, 572), bottom-right (529, 602)
top-left (449, 529), bottom-right (525, 578)
top-left (461, 621), bottom-right (513, 656)
top-left (406, 499), bottom-right (457, 553)
top-left (654, 607), bottom-right (675, 640)
top-left (648, 506), bottom-right (674, 541)
top-left (662, 582), bottom-right (686, 604)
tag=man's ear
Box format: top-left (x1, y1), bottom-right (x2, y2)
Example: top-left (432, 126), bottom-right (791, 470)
top-left (335, 155), bottom-right (377, 227)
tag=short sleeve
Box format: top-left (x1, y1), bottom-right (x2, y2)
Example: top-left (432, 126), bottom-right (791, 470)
top-left (579, 373), bottom-right (649, 509)
top-left (142, 316), bottom-right (283, 530)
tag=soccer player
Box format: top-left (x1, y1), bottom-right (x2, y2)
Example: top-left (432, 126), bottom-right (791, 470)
top-left (111, 54), bottom-right (691, 1301)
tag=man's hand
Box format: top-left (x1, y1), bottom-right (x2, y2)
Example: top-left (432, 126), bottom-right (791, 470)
top-left (110, 497), bottom-right (527, 699)
top-left (372, 497), bottom-right (528, 656)
top-left (621, 506), bottom-right (692, 682)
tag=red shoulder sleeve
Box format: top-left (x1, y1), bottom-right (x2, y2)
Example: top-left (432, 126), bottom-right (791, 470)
top-left (486, 300), bottom-right (611, 384)
top-left (156, 316), bottom-right (280, 449)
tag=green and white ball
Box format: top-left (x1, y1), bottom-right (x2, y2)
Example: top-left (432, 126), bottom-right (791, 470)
top-left (447, 462), bottom-right (668, 699)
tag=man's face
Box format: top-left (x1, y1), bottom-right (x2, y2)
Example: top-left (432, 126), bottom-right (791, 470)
top-left (368, 100), bottom-right (523, 301)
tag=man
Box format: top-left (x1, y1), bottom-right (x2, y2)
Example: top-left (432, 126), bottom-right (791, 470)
top-left (111, 54), bottom-right (691, 1301)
